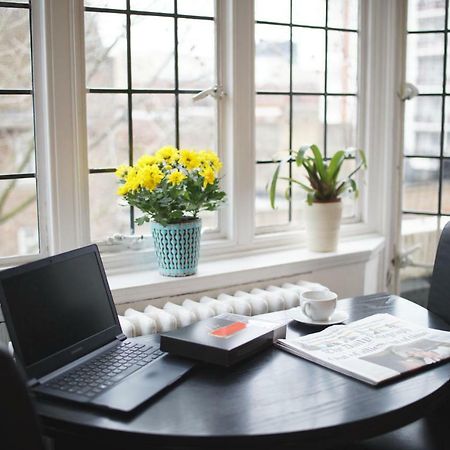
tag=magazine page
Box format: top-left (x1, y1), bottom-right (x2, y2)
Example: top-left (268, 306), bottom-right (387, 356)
top-left (277, 313), bottom-right (450, 385)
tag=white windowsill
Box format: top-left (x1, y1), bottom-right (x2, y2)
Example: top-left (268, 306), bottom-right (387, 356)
top-left (108, 234), bottom-right (385, 305)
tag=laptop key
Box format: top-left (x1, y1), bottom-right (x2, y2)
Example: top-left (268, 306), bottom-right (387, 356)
top-left (110, 364), bottom-right (142, 382)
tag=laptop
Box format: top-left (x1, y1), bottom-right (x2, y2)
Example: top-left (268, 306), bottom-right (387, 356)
top-left (0, 244), bottom-right (195, 413)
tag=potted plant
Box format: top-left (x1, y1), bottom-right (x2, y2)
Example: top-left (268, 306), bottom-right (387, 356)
top-left (269, 144), bottom-right (367, 252)
top-left (115, 146), bottom-right (226, 276)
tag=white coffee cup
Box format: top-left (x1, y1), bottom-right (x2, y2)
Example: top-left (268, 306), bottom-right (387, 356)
top-left (300, 290), bottom-right (337, 321)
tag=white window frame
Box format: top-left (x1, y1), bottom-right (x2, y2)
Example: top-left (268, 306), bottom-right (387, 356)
top-left (1, 0), bottom-right (405, 294)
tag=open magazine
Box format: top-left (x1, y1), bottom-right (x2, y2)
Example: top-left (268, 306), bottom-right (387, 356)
top-left (276, 313), bottom-right (450, 385)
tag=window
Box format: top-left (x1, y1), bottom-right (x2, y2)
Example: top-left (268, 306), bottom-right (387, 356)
top-left (254, 0), bottom-right (359, 231)
top-left (0, 0), bottom-right (38, 258)
top-left (84, 0), bottom-right (218, 244)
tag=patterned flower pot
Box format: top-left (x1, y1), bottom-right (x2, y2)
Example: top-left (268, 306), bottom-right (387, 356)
top-left (151, 218), bottom-right (201, 277)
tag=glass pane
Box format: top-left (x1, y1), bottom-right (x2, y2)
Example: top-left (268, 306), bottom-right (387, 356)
top-left (0, 8), bottom-right (32, 90)
top-left (406, 33), bottom-right (444, 94)
top-left (404, 96), bottom-right (441, 157)
top-left (85, 12), bottom-right (127, 89)
top-left (327, 31), bottom-right (358, 94)
top-left (179, 94), bottom-right (215, 149)
top-left (85, 0), bottom-right (125, 8)
top-left (327, 0), bottom-right (359, 29)
top-left (339, 158), bottom-right (358, 219)
top-left (0, 95), bottom-right (35, 175)
top-left (408, 0), bottom-right (445, 31)
top-left (177, 0), bottom-right (214, 17)
top-left (255, 24), bottom-right (290, 92)
top-left (87, 94), bottom-right (128, 169)
top-left (255, 163), bottom-right (289, 228)
top-left (178, 18), bottom-right (215, 90)
top-left (444, 97), bottom-right (450, 156)
top-left (0, 178), bottom-right (38, 257)
top-left (255, 0), bottom-right (290, 24)
top-left (131, 16), bottom-right (175, 89)
top-left (441, 159), bottom-right (450, 213)
top-left (132, 94), bottom-right (176, 159)
top-left (326, 96), bottom-right (357, 155)
top-left (292, 28), bottom-right (325, 93)
top-left (255, 95), bottom-right (290, 160)
top-left (130, 0), bottom-right (173, 13)
top-left (403, 157), bottom-right (440, 213)
top-left (89, 173), bottom-right (131, 241)
top-left (292, 95), bottom-right (324, 151)
top-left (292, 0), bottom-right (325, 26)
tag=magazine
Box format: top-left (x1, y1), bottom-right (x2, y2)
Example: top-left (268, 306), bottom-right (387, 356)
top-left (276, 313), bottom-right (450, 385)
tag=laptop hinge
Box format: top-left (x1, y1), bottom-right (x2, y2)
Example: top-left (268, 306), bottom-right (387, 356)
top-left (28, 378), bottom-right (40, 388)
top-left (116, 333), bottom-right (127, 341)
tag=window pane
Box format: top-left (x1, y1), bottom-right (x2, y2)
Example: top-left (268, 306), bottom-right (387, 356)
top-left (178, 18), bottom-right (215, 90)
top-left (132, 94), bottom-right (176, 159)
top-left (327, 31), bottom-right (358, 94)
top-left (403, 157), bottom-right (440, 213)
top-left (85, 0), bottom-right (125, 8)
top-left (255, 0), bottom-right (290, 24)
top-left (85, 12), bottom-right (127, 89)
top-left (404, 96), bottom-right (441, 157)
top-left (130, 0), bottom-right (173, 13)
top-left (0, 8), bottom-right (32, 90)
top-left (255, 95), bottom-right (290, 160)
top-left (292, 28), bottom-right (325, 93)
top-left (441, 159), bottom-right (450, 213)
top-left (327, 0), bottom-right (359, 29)
top-left (326, 96), bottom-right (357, 155)
top-left (444, 97), bottom-right (450, 156)
top-left (0, 95), bottom-right (35, 175)
top-left (89, 173), bottom-right (130, 242)
top-left (406, 33), bottom-right (444, 94)
top-left (408, 0), bottom-right (445, 31)
top-left (179, 94), bottom-right (215, 149)
top-left (87, 94), bottom-right (128, 169)
top-left (292, 0), bottom-right (325, 27)
top-left (255, 24), bottom-right (290, 92)
top-left (0, 178), bottom-right (38, 257)
top-left (255, 163), bottom-right (289, 228)
top-left (292, 95), bottom-right (324, 151)
top-left (177, 0), bottom-right (214, 17)
top-left (131, 15), bottom-right (175, 89)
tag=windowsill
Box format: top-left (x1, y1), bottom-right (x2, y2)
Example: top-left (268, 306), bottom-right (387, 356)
top-left (108, 233), bottom-right (385, 305)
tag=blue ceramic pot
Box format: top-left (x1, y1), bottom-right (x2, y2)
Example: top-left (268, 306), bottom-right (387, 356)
top-left (151, 218), bottom-right (201, 277)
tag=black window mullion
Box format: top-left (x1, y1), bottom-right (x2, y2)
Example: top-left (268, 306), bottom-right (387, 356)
top-left (324, 0), bottom-right (329, 158)
top-left (174, 0), bottom-right (180, 149)
top-left (288, 0), bottom-right (293, 222)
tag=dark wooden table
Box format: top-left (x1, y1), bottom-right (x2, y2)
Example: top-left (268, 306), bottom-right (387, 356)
top-left (36, 294), bottom-right (450, 450)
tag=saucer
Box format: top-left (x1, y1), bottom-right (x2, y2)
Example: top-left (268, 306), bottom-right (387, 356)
top-left (288, 308), bottom-right (349, 326)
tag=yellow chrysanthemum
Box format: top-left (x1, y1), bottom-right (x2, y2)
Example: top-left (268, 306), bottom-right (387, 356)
top-left (115, 164), bottom-right (130, 179)
top-left (199, 150), bottom-right (222, 173)
top-left (136, 154), bottom-right (157, 168)
top-left (179, 149), bottom-right (200, 170)
top-left (155, 146), bottom-right (179, 165)
top-left (168, 170), bottom-right (187, 186)
top-left (137, 165), bottom-right (164, 191)
top-left (126, 167), bottom-right (140, 191)
top-left (117, 183), bottom-right (130, 196)
top-left (200, 166), bottom-right (215, 188)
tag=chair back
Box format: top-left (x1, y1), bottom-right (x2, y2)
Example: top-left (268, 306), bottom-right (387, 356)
top-left (428, 222), bottom-right (450, 324)
top-left (0, 344), bottom-right (45, 450)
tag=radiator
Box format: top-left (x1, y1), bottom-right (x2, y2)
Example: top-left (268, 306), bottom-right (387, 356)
top-left (119, 280), bottom-right (327, 337)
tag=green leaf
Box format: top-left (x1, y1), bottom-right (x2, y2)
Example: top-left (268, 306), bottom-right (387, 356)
top-left (310, 145), bottom-right (327, 182)
top-left (279, 176), bottom-right (314, 193)
top-left (358, 149), bottom-right (367, 168)
top-left (327, 150), bottom-right (345, 182)
top-left (306, 192), bottom-right (315, 205)
top-left (296, 145), bottom-right (310, 167)
top-left (269, 162), bottom-right (282, 209)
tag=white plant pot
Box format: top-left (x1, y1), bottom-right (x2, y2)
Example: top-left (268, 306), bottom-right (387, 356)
top-left (303, 201), bottom-right (343, 252)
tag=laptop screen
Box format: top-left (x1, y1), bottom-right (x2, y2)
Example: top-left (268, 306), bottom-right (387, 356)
top-left (0, 247), bottom-right (118, 369)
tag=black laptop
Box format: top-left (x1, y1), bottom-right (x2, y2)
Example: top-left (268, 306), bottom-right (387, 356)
top-left (0, 244), bottom-right (194, 413)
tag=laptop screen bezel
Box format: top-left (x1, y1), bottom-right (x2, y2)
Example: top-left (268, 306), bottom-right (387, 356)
top-left (0, 244), bottom-right (123, 380)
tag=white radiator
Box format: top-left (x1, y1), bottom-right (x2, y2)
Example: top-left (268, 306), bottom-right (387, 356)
top-left (118, 280), bottom-right (327, 337)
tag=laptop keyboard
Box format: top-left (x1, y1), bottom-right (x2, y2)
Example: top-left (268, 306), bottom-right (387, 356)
top-left (46, 341), bottom-right (164, 398)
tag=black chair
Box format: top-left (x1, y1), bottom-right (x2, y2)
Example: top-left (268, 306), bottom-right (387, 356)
top-left (343, 223), bottom-right (450, 450)
top-left (0, 344), bottom-right (46, 450)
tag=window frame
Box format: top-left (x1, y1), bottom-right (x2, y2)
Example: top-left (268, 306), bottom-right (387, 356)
top-left (0, 0), bottom-right (403, 285)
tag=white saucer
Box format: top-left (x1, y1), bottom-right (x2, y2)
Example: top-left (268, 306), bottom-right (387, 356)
top-left (288, 308), bottom-right (349, 326)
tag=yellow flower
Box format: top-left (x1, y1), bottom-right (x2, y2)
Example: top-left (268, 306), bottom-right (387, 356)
top-left (168, 170), bottom-right (187, 186)
top-left (200, 166), bottom-right (215, 188)
top-left (136, 154), bottom-right (157, 167)
top-left (199, 150), bottom-right (222, 173)
top-left (126, 167), bottom-right (140, 191)
top-left (155, 146), bottom-right (179, 165)
top-left (117, 183), bottom-right (130, 196)
top-left (115, 164), bottom-right (130, 179)
top-left (179, 149), bottom-right (200, 170)
top-left (138, 164), bottom-right (164, 191)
